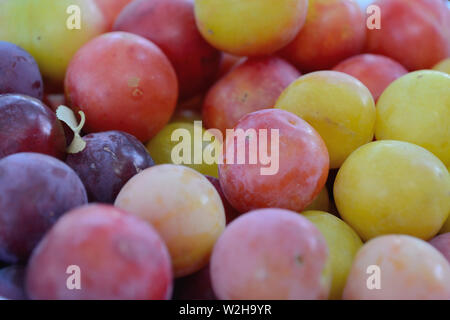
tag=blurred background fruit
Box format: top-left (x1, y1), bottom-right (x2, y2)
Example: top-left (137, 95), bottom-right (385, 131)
top-left (333, 54), bottom-right (408, 101)
top-left (302, 211), bottom-right (362, 299)
top-left (146, 121), bottom-right (220, 178)
top-left (433, 58), bottom-right (450, 74)
top-left (279, 0), bottom-right (366, 72)
top-left (65, 32), bottom-right (178, 142)
top-left (365, 0), bottom-right (450, 70)
top-left (0, 266), bottom-right (27, 300)
top-left (94, 0), bottom-right (132, 30)
top-left (429, 233), bottom-right (450, 264)
top-left (0, 0), bottom-right (107, 86)
top-left (194, 0), bottom-right (309, 56)
top-left (0, 41), bottom-right (43, 100)
top-left (114, 0), bottom-right (222, 100)
top-left (334, 141), bottom-right (450, 241)
top-left (276, 71), bottom-right (376, 168)
top-left (203, 57), bottom-right (300, 134)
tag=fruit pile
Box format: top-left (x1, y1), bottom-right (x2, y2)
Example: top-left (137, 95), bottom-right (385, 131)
top-left (0, 0), bottom-right (449, 300)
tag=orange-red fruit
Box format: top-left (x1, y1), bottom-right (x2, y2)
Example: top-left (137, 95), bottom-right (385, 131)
top-left (114, 0), bottom-right (222, 99)
top-left (94, 0), bottom-right (132, 30)
top-left (219, 109), bottom-right (329, 213)
top-left (333, 54), bottom-right (408, 101)
top-left (279, 0), bottom-right (366, 72)
top-left (65, 32), bottom-right (178, 142)
top-left (366, 0), bottom-right (450, 70)
top-left (203, 57), bottom-right (300, 134)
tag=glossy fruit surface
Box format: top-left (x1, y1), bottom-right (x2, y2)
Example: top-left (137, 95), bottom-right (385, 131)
top-left (26, 204), bottom-right (173, 300)
top-left (366, 0), bottom-right (450, 70)
top-left (219, 109), bottom-right (329, 213)
top-left (114, 0), bottom-right (222, 99)
top-left (194, 0), bottom-right (308, 56)
top-left (343, 235), bottom-right (450, 300)
top-left (303, 210), bottom-right (362, 300)
top-left (375, 70), bottom-right (450, 167)
top-left (66, 131), bottom-right (154, 203)
top-left (276, 71), bottom-right (376, 168)
top-left (65, 32), bottom-right (178, 142)
top-left (279, 0), bottom-right (366, 72)
top-left (334, 141), bottom-right (450, 241)
top-left (333, 54), bottom-right (408, 101)
top-left (203, 57), bottom-right (300, 134)
top-left (0, 153), bottom-right (87, 263)
top-left (115, 165), bottom-right (225, 277)
top-left (0, 94), bottom-right (66, 160)
top-left (0, 41), bottom-right (43, 100)
top-left (210, 209), bottom-right (330, 300)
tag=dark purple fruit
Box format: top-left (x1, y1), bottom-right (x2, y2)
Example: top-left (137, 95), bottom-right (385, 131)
top-left (0, 152), bottom-right (87, 264)
top-left (0, 265), bottom-right (27, 300)
top-left (0, 94), bottom-right (66, 160)
top-left (0, 41), bottom-right (43, 100)
top-left (66, 131), bottom-right (154, 203)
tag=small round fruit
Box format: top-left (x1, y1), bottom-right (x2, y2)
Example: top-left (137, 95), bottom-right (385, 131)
top-left (365, 0), bottom-right (450, 70)
top-left (433, 58), bottom-right (450, 74)
top-left (26, 204), bottom-right (172, 300)
top-left (146, 122), bottom-right (219, 178)
top-left (65, 32), bottom-right (178, 142)
top-left (343, 235), bottom-right (450, 300)
top-left (203, 56), bottom-right (300, 134)
top-left (441, 217), bottom-right (450, 234)
top-left (94, 0), bottom-right (132, 30)
top-left (194, 0), bottom-right (308, 56)
top-left (66, 131), bottom-right (155, 203)
top-left (219, 109), bottom-right (329, 213)
top-left (276, 71), bottom-right (376, 168)
top-left (302, 210), bottom-right (363, 300)
top-left (115, 165), bottom-right (225, 277)
top-left (0, 41), bottom-right (43, 100)
top-left (0, 153), bottom-right (87, 263)
top-left (210, 208), bottom-right (330, 300)
top-left (332, 54), bottom-right (408, 101)
top-left (279, 0), bottom-right (366, 72)
top-left (375, 70), bottom-right (450, 167)
top-left (114, 0), bottom-right (222, 99)
top-left (334, 141), bottom-right (450, 241)
top-left (0, 94), bottom-right (66, 160)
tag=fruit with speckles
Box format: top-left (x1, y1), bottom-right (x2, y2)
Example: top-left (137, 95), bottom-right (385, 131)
top-left (66, 131), bottom-right (154, 203)
top-left (115, 165), bottom-right (226, 277)
top-left (219, 109), bottom-right (329, 213)
top-left (65, 32), bottom-right (178, 142)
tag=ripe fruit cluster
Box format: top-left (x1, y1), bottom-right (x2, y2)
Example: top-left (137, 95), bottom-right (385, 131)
top-left (0, 0), bottom-right (449, 301)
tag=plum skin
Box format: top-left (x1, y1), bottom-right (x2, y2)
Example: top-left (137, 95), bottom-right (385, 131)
top-left (66, 131), bottom-right (154, 203)
top-left (0, 152), bottom-right (87, 264)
